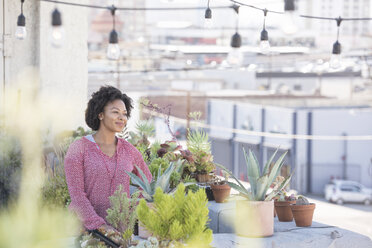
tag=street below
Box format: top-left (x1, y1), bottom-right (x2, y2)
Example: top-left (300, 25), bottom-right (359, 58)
top-left (307, 195), bottom-right (372, 240)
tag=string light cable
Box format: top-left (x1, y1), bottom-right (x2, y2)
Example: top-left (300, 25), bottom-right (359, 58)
top-left (37, 0), bottom-right (372, 63)
top-left (142, 108), bottom-right (372, 141)
top-left (39, 0), bottom-right (372, 21)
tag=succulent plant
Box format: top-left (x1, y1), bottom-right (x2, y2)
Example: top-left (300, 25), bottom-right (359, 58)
top-left (295, 195), bottom-right (310, 205)
top-left (216, 148), bottom-right (292, 201)
top-left (126, 160), bottom-right (194, 202)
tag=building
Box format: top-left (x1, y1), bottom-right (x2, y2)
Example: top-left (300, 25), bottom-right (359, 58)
top-left (208, 97), bottom-right (372, 194)
top-left (300, 0), bottom-right (372, 49)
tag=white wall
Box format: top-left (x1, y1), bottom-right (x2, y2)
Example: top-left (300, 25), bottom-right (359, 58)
top-left (312, 108), bottom-right (372, 188)
top-left (264, 106), bottom-right (293, 148)
top-left (2, 0), bottom-right (88, 135)
top-left (235, 103), bottom-right (262, 143)
top-left (209, 99), bottom-right (234, 139)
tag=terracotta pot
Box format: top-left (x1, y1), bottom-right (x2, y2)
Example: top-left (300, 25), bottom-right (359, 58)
top-left (235, 200), bottom-right (274, 237)
top-left (274, 200), bottom-right (296, 222)
top-left (211, 183), bottom-right (231, 203)
top-left (138, 202), bottom-right (154, 238)
top-left (196, 173), bottom-right (212, 183)
top-left (290, 203), bottom-right (316, 227)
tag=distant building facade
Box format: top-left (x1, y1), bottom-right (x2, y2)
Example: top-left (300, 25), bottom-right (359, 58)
top-left (208, 98), bottom-right (372, 194)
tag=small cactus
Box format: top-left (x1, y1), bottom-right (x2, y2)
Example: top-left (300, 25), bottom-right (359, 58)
top-left (296, 196), bottom-right (310, 205)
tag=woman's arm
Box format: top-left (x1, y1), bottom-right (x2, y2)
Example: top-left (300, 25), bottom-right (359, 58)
top-left (64, 140), bottom-right (106, 230)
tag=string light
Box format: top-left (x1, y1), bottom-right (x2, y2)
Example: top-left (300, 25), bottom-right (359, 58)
top-left (281, 0), bottom-right (298, 34)
top-left (330, 17), bottom-right (342, 69)
top-left (51, 8), bottom-right (64, 47)
top-left (15, 0), bottom-right (27, 40)
top-left (204, 0), bottom-right (213, 29)
top-left (227, 5), bottom-right (243, 67)
top-left (259, 9), bottom-right (270, 55)
top-left (107, 5), bottom-right (120, 60)
top-left (36, 0), bottom-right (372, 64)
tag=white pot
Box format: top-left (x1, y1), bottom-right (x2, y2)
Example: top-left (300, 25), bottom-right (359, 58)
top-left (235, 200), bottom-right (274, 237)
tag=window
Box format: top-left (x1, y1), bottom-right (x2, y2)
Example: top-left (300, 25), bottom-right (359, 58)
top-left (340, 184), bottom-right (361, 192)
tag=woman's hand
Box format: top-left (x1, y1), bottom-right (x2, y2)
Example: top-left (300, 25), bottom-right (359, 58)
top-left (98, 224), bottom-right (120, 235)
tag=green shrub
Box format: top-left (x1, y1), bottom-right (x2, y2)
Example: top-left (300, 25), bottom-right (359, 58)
top-left (106, 185), bottom-right (140, 244)
top-left (136, 184), bottom-right (213, 247)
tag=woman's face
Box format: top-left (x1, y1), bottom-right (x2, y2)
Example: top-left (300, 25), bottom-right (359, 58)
top-left (98, 99), bottom-right (128, 133)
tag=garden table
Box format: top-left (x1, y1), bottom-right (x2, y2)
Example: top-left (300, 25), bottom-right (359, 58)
top-left (208, 200), bottom-right (372, 248)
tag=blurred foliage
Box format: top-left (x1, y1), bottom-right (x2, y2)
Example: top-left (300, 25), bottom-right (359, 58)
top-left (0, 129), bottom-right (22, 208)
top-left (0, 204), bottom-right (80, 248)
top-left (41, 126), bottom-right (93, 208)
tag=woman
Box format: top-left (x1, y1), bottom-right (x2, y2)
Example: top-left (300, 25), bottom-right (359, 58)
top-left (64, 86), bottom-right (152, 231)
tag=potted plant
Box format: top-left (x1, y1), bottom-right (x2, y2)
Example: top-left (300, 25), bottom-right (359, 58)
top-left (210, 172), bottom-right (231, 203)
top-left (182, 129), bottom-right (215, 183)
top-left (273, 192), bottom-right (297, 222)
top-left (178, 112), bottom-right (214, 183)
top-left (216, 148), bottom-right (291, 237)
top-left (290, 196), bottom-right (316, 227)
top-left (126, 161), bottom-right (195, 238)
top-left (136, 183), bottom-right (213, 247)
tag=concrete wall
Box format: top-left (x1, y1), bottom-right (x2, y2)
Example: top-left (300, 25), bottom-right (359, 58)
top-left (1, 0), bottom-right (88, 134)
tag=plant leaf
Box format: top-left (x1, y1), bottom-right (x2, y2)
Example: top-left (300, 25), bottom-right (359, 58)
top-left (263, 148), bottom-right (279, 176)
top-left (244, 148), bottom-right (260, 198)
top-left (265, 151), bottom-right (287, 195)
top-left (215, 163), bottom-right (250, 197)
top-left (155, 162), bottom-right (175, 193)
top-left (227, 182), bottom-right (252, 200)
top-left (255, 175), bottom-right (269, 201)
top-left (126, 166), bottom-right (151, 194)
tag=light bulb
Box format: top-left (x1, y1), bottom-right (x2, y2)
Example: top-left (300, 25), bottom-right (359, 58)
top-left (204, 7), bottom-right (212, 29)
top-left (227, 48), bottom-right (243, 67)
top-left (330, 54), bottom-right (342, 69)
top-left (107, 43), bottom-right (120, 60)
top-left (15, 26), bottom-right (27, 40)
top-left (204, 18), bottom-right (213, 29)
top-left (281, 11), bottom-right (298, 34)
top-left (51, 26), bottom-right (64, 48)
top-left (260, 40), bottom-right (271, 54)
top-left (16, 13), bottom-right (26, 40)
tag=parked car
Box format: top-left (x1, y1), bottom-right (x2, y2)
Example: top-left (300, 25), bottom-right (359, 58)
top-left (324, 180), bottom-right (372, 205)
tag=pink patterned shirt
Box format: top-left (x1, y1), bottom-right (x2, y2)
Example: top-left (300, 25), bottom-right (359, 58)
top-left (64, 136), bottom-right (152, 230)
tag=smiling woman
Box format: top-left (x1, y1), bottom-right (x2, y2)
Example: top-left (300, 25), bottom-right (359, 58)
top-left (64, 86), bottom-right (152, 232)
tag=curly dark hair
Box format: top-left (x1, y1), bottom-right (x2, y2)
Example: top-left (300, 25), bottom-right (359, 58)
top-left (85, 86), bottom-right (133, 131)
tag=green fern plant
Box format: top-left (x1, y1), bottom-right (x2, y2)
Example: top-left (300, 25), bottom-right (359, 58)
top-left (136, 183), bottom-right (213, 247)
top-left (216, 148), bottom-right (292, 201)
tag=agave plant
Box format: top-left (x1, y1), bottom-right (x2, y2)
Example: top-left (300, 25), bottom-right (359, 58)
top-left (126, 160), bottom-right (193, 202)
top-left (216, 148), bottom-right (292, 201)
